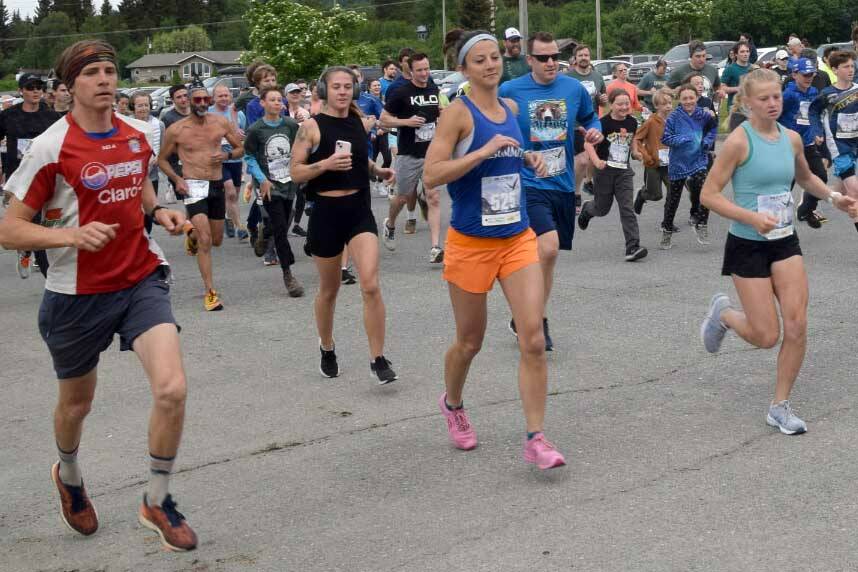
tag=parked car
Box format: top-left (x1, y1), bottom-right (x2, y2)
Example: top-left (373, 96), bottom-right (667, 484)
top-left (662, 41), bottom-right (734, 67)
top-left (150, 86), bottom-right (171, 115)
top-left (431, 69), bottom-right (456, 86)
top-left (816, 42), bottom-right (852, 59)
top-left (203, 75), bottom-right (249, 99)
top-left (627, 61), bottom-right (670, 84)
top-left (591, 59), bottom-right (629, 83)
top-left (610, 54), bottom-right (662, 65)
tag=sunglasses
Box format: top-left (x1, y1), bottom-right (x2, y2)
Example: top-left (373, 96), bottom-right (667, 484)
top-left (532, 53), bottom-right (561, 63)
top-left (23, 84), bottom-right (45, 91)
top-left (192, 96), bottom-right (212, 104)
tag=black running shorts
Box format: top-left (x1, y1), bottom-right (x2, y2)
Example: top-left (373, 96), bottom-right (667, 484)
top-left (307, 190), bottom-right (377, 258)
top-left (721, 232), bottom-right (802, 279)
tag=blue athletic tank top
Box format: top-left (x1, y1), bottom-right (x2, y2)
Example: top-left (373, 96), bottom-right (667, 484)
top-left (729, 122), bottom-right (796, 241)
top-left (447, 96), bottom-right (529, 238)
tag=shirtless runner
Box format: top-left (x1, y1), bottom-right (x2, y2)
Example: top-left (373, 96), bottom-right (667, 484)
top-left (158, 81), bottom-right (243, 311)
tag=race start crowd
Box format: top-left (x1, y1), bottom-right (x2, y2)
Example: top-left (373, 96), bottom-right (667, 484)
top-left (0, 23), bottom-right (857, 553)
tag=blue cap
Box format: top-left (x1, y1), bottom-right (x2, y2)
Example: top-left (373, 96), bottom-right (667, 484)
top-left (791, 58), bottom-right (816, 75)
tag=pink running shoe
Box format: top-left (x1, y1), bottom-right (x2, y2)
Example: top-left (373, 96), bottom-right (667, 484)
top-left (523, 433), bottom-right (566, 470)
top-left (438, 392), bottom-right (477, 450)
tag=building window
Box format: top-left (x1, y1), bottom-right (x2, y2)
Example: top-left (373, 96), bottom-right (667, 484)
top-left (182, 62), bottom-right (211, 79)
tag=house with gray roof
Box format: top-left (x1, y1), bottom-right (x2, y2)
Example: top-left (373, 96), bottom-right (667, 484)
top-left (126, 51), bottom-right (244, 83)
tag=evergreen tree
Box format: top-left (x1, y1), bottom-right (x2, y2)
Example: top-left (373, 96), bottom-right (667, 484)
top-left (33, 0), bottom-right (53, 25)
top-left (458, 0), bottom-right (491, 30)
top-left (99, 0), bottom-right (112, 17)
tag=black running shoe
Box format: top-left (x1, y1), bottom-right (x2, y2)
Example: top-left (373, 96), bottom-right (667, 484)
top-left (341, 267), bottom-right (356, 284)
top-left (578, 204), bottom-right (592, 230)
top-left (292, 224), bottom-right (308, 237)
top-left (582, 180), bottom-right (594, 195)
top-left (797, 207), bottom-right (822, 229)
top-left (542, 318), bottom-right (554, 352)
top-left (370, 356), bottom-right (397, 384)
top-left (320, 345), bottom-right (339, 378)
top-left (508, 318), bottom-right (518, 337)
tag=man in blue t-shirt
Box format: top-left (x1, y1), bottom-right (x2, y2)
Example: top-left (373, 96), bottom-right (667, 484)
top-left (499, 31), bottom-right (602, 351)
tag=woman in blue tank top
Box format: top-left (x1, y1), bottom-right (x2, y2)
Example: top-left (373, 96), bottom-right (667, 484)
top-left (699, 69), bottom-right (858, 435)
top-left (423, 31), bottom-right (566, 470)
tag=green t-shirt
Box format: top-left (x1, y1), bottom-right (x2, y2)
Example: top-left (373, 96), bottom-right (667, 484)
top-left (500, 55), bottom-right (529, 85)
top-left (637, 71), bottom-right (667, 110)
top-left (244, 117), bottom-right (300, 200)
top-left (566, 67), bottom-right (607, 111)
top-left (721, 62), bottom-right (751, 108)
top-left (667, 63), bottom-right (721, 99)
top-left (235, 91), bottom-right (255, 114)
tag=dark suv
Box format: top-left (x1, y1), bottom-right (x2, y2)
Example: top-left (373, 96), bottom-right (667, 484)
top-left (662, 41), bottom-right (734, 67)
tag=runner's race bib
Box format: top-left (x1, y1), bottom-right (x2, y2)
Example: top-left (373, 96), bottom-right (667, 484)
top-left (658, 148), bottom-right (670, 166)
top-left (797, 101), bottom-right (811, 126)
top-left (183, 179), bottom-right (210, 206)
top-left (607, 140), bottom-right (630, 169)
top-left (536, 147), bottom-right (566, 178)
top-left (757, 191), bottom-right (794, 240)
top-left (481, 173), bottom-right (521, 226)
top-left (17, 138), bottom-right (32, 158)
top-left (836, 112), bottom-right (858, 139)
top-left (416, 121), bottom-right (436, 142)
top-left (269, 157), bottom-right (291, 183)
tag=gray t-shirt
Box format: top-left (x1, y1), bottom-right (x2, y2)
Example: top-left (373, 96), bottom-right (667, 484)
top-left (637, 71), bottom-right (668, 110)
top-left (567, 67), bottom-right (606, 110)
top-left (667, 63), bottom-right (721, 99)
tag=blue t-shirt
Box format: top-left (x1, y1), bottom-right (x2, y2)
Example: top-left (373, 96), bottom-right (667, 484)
top-left (499, 73), bottom-right (600, 193)
top-left (447, 96), bottom-right (529, 238)
top-left (380, 77), bottom-right (396, 100)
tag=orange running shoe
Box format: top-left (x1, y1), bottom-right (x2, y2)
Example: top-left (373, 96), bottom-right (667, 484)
top-left (51, 462), bottom-right (99, 536)
top-left (204, 289), bottom-right (223, 311)
top-left (138, 494), bottom-right (198, 552)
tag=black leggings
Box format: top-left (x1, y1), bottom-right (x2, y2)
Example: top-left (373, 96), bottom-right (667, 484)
top-left (292, 187), bottom-right (305, 227)
top-left (794, 144), bottom-right (828, 214)
top-left (374, 133), bottom-right (392, 171)
top-left (262, 195), bottom-right (295, 269)
top-left (662, 170), bottom-right (709, 230)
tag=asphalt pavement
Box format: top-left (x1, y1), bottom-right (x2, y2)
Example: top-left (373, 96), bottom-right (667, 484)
top-left (1, 168), bottom-right (857, 572)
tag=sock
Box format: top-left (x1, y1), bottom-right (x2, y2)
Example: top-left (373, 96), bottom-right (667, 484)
top-left (147, 453), bottom-right (175, 507)
top-left (527, 431), bottom-right (543, 441)
top-left (57, 444), bottom-right (82, 486)
top-left (445, 400), bottom-right (463, 411)
top-left (407, 207), bottom-right (416, 221)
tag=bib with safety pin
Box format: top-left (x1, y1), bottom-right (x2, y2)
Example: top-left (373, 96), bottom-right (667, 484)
top-left (183, 179), bottom-right (210, 205)
top-left (481, 173), bottom-right (521, 226)
top-left (17, 138), bottom-right (32, 158)
top-left (268, 156), bottom-right (291, 183)
top-left (658, 148), bottom-right (670, 166)
top-left (416, 121), bottom-right (436, 142)
top-left (836, 112), bottom-right (858, 139)
top-left (757, 191), bottom-right (794, 240)
top-left (536, 147), bottom-right (566, 178)
top-left (797, 101), bottom-right (811, 126)
top-left (607, 140), bottom-right (630, 169)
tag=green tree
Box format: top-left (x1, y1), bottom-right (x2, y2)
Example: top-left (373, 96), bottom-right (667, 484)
top-left (33, 0), bottom-right (52, 25)
top-left (152, 25), bottom-right (212, 53)
top-left (244, 1), bottom-right (373, 79)
top-left (458, 0), bottom-right (491, 30)
top-left (633, 0), bottom-right (712, 43)
top-left (18, 12), bottom-right (76, 69)
top-left (99, 0), bottom-right (112, 17)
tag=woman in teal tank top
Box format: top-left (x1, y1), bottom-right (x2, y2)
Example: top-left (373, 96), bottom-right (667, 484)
top-left (698, 68), bottom-right (858, 435)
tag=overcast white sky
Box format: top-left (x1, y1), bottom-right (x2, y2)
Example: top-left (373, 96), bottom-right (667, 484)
top-left (6, 0), bottom-right (121, 19)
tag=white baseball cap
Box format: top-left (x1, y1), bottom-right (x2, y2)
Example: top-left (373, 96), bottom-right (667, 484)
top-left (504, 27), bottom-right (522, 40)
top-left (775, 49), bottom-right (789, 60)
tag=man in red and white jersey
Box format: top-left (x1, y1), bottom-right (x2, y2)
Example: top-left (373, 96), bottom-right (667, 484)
top-left (0, 40), bottom-right (198, 552)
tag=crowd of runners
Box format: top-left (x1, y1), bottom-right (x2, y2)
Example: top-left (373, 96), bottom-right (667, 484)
top-left (0, 24), bottom-right (857, 552)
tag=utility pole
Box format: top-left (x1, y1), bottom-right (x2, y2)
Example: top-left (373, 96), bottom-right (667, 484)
top-left (518, 0), bottom-right (528, 54)
top-left (595, 0), bottom-right (602, 59)
top-left (442, 0), bottom-right (447, 69)
top-left (489, 0), bottom-right (495, 36)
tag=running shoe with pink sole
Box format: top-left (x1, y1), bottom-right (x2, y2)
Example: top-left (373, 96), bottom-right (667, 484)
top-left (523, 433), bottom-right (566, 469)
top-left (438, 392), bottom-right (477, 450)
